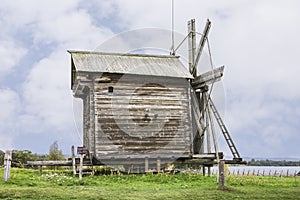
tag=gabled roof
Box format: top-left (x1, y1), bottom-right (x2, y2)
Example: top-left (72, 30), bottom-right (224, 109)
top-left (69, 50), bottom-right (193, 79)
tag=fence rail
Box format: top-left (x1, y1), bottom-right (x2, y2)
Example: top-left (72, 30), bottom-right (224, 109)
top-left (210, 168), bottom-right (300, 177)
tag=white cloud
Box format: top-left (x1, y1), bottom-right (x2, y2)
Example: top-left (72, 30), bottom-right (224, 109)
top-left (79, 0), bottom-right (118, 20)
top-left (0, 88), bottom-right (20, 123)
top-left (22, 50), bottom-right (73, 131)
top-left (33, 10), bottom-right (112, 46)
top-left (0, 0), bottom-right (80, 28)
top-left (0, 133), bottom-right (13, 151)
top-left (0, 40), bottom-right (27, 79)
top-left (0, 88), bottom-right (20, 150)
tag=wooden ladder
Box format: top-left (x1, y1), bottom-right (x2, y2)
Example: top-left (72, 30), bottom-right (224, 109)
top-left (208, 97), bottom-right (242, 161)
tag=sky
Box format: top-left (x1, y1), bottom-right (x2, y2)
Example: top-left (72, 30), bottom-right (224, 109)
top-left (0, 0), bottom-right (299, 159)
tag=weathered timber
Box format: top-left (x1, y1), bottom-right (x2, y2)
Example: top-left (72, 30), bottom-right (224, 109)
top-left (3, 150), bottom-right (12, 181)
top-left (71, 68), bottom-right (193, 162)
top-left (27, 161), bottom-right (72, 166)
top-left (27, 158), bottom-right (94, 167)
top-left (72, 146), bottom-right (76, 176)
top-left (191, 66), bottom-right (224, 90)
top-left (218, 160), bottom-right (226, 189)
top-left (79, 154), bottom-right (84, 180)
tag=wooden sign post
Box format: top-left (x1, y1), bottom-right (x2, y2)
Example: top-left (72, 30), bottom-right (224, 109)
top-left (218, 160), bottom-right (225, 189)
top-left (72, 146), bottom-right (76, 176)
top-left (3, 150), bottom-right (12, 181)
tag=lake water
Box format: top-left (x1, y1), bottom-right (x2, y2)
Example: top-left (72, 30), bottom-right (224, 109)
top-left (210, 166), bottom-right (300, 176)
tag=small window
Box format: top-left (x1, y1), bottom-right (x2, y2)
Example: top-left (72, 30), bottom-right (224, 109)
top-left (108, 86), bottom-right (114, 93)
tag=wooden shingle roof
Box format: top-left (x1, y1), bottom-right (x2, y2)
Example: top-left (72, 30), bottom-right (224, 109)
top-left (69, 50), bottom-right (193, 79)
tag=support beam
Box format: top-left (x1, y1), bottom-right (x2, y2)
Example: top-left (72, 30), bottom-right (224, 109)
top-left (202, 166), bottom-right (206, 176)
top-left (207, 103), bottom-right (220, 163)
top-left (193, 19), bottom-right (211, 70)
top-left (207, 166), bottom-right (211, 177)
top-left (188, 19), bottom-right (196, 77)
top-left (157, 158), bottom-right (161, 173)
top-left (192, 66), bottom-right (224, 90)
top-left (39, 165), bottom-right (43, 175)
top-left (206, 118), bottom-right (212, 154)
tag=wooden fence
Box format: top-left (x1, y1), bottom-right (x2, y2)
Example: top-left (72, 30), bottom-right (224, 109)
top-left (210, 168), bottom-right (300, 177)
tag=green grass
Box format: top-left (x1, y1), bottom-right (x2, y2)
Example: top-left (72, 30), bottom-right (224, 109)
top-left (0, 168), bottom-right (299, 199)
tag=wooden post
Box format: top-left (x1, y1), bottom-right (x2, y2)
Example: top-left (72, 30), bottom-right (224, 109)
top-left (79, 154), bottom-right (83, 180)
top-left (72, 146), bottom-right (76, 176)
top-left (3, 150), bottom-right (12, 181)
top-left (39, 165), bottom-right (43, 175)
top-left (218, 161), bottom-right (225, 189)
top-left (145, 157), bottom-right (149, 173)
top-left (188, 19), bottom-right (196, 76)
top-left (207, 166), bottom-right (211, 177)
top-left (157, 158), bottom-right (161, 174)
top-left (202, 166), bottom-right (206, 176)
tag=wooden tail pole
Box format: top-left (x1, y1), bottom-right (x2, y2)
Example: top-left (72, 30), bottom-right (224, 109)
top-left (3, 150), bottom-right (12, 181)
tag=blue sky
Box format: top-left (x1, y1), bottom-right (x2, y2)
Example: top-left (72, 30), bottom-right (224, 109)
top-left (0, 0), bottom-right (299, 159)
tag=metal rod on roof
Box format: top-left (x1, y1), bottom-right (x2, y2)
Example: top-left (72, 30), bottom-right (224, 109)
top-left (170, 0), bottom-right (175, 55)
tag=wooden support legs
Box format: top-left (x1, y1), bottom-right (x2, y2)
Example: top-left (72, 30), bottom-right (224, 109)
top-left (39, 165), bottom-right (43, 175)
top-left (157, 158), bottom-right (161, 173)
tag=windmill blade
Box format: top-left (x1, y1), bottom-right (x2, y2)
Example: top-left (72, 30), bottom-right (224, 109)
top-left (192, 65), bottom-right (224, 90)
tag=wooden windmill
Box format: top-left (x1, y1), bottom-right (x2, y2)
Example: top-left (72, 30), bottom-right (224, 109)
top-left (67, 18), bottom-right (245, 174)
top-left (187, 19), bottom-right (243, 164)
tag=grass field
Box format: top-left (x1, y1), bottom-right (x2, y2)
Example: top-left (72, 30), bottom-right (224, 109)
top-left (0, 168), bottom-right (299, 199)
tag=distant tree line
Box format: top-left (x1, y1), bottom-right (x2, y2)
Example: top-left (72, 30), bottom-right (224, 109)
top-left (247, 159), bottom-right (300, 166)
top-left (0, 141), bottom-right (65, 167)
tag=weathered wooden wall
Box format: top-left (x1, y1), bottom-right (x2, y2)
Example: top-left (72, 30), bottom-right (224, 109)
top-left (74, 73), bottom-right (193, 160)
top-left (94, 73), bottom-right (192, 158)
